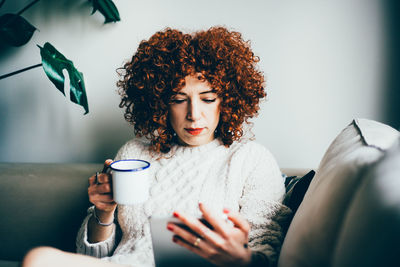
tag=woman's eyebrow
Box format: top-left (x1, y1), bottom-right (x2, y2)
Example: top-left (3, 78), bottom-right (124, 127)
top-left (175, 90), bottom-right (217, 96)
top-left (199, 90), bottom-right (217, 95)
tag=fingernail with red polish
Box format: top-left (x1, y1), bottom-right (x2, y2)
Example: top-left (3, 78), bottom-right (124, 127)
top-left (172, 236), bottom-right (178, 243)
top-left (173, 211), bottom-right (179, 218)
top-left (167, 224), bottom-right (174, 231)
top-left (223, 208), bottom-right (230, 214)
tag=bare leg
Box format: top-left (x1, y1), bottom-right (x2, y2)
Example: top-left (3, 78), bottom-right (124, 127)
top-left (22, 247), bottom-right (129, 267)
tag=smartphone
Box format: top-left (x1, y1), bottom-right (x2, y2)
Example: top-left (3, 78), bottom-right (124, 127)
top-left (169, 217), bottom-right (214, 237)
top-left (149, 216), bottom-right (216, 267)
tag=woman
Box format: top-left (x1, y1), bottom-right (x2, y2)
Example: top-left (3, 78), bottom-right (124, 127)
top-left (22, 26), bottom-right (291, 267)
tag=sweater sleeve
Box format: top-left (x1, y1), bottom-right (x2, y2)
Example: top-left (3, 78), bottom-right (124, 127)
top-left (238, 144), bottom-right (292, 266)
top-left (76, 206), bottom-right (117, 258)
top-left (75, 139), bottom-right (147, 259)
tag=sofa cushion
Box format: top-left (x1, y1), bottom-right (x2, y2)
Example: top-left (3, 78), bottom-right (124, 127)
top-left (283, 170), bottom-right (315, 213)
top-left (278, 118), bottom-right (399, 267)
top-left (332, 139), bottom-right (400, 267)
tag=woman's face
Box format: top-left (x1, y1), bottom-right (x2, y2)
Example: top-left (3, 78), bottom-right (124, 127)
top-left (169, 75), bottom-right (221, 147)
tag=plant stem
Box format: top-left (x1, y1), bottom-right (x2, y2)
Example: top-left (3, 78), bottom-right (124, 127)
top-left (0, 0), bottom-right (6, 9)
top-left (0, 63), bottom-right (42, 80)
top-left (17, 0), bottom-right (40, 15)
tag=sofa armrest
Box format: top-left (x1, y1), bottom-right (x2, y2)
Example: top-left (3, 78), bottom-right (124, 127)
top-left (0, 260), bottom-right (20, 267)
top-left (0, 163), bottom-right (102, 261)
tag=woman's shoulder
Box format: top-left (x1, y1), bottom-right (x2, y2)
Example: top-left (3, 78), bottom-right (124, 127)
top-left (227, 139), bottom-right (279, 169)
top-left (114, 138), bottom-right (152, 161)
top-left (123, 137), bottom-right (150, 149)
top-left (229, 139), bottom-right (272, 158)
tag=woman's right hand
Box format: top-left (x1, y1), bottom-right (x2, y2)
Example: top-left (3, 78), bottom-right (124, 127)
top-left (88, 159), bottom-right (117, 224)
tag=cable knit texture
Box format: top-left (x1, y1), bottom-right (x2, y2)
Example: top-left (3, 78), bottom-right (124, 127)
top-left (76, 138), bottom-right (292, 267)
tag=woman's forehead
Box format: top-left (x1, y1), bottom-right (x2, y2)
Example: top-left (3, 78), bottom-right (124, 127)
top-left (172, 72), bottom-right (221, 94)
top-left (176, 75), bottom-right (215, 94)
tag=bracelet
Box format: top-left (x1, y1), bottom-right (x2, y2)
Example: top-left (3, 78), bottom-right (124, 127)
top-left (250, 251), bottom-right (270, 267)
top-left (92, 207), bottom-right (114, 227)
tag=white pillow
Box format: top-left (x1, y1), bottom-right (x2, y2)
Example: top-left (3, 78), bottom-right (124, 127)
top-left (332, 139), bottom-right (400, 267)
top-left (278, 118), bottom-right (399, 267)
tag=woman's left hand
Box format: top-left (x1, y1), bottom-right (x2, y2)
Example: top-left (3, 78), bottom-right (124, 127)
top-left (168, 203), bottom-right (252, 267)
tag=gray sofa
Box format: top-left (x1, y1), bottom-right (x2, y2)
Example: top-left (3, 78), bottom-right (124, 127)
top-left (0, 164), bottom-right (98, 267)
top-left (0, 118), bottom-right (399, 267)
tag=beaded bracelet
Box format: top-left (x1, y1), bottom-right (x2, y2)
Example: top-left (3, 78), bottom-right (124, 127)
top-left (92, 207), bottom-right (114, 227)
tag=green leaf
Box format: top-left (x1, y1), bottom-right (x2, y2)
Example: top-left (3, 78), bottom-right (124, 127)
top-left (38, 42), bottom-right (89, 114)
top-left (89, 0), bottom-right (120, 23)
top-left (0, 13), bottom-right (36, 46)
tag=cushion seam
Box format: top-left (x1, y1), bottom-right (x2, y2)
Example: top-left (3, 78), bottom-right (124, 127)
top-left (354, 119), bottom-right (385, 152)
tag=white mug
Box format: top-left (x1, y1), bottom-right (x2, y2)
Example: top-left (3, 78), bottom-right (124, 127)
top-left (110, 159), bottom-right (150, 205)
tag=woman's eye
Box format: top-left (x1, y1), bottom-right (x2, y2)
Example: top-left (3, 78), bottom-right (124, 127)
top-left (171, 99), bottom-right (186, 104)
top-left (203, 98), bottom-right (216, 103)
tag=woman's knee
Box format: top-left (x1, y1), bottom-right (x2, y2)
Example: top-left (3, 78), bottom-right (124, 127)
top-left (22, 246), bottom-right (63, 267)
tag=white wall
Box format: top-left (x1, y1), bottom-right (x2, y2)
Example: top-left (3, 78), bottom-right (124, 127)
top-left (0, 0), bottom-right (386, 168)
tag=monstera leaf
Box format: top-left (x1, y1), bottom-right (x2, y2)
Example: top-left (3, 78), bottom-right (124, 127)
top-left (0, 13), bottom-right (36, 46)
top-left (89, 0), bottom-right (120, 23)
top-left (38, 42), bottom-right (89, 114)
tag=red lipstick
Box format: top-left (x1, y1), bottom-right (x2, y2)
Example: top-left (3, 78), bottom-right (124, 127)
top-left (185, 128), bottom-right (204, 135)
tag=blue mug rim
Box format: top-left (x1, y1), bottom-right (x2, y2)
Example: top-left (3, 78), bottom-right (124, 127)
top-left (110, 159), bottom-right (150, 172)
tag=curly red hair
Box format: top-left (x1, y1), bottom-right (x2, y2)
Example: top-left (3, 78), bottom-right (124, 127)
top-left (117, 26), bottom-right (266, 153)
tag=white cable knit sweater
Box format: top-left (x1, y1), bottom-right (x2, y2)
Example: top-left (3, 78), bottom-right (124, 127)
top-left (76, 138), bottom-right (292, 266)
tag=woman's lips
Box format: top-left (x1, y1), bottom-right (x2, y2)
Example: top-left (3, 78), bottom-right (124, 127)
top-left (185, 128), bottom-right (204, 135)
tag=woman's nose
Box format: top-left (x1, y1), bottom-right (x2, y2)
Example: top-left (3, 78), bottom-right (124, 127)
top-left (187, 100), bottom-right (201, 121)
